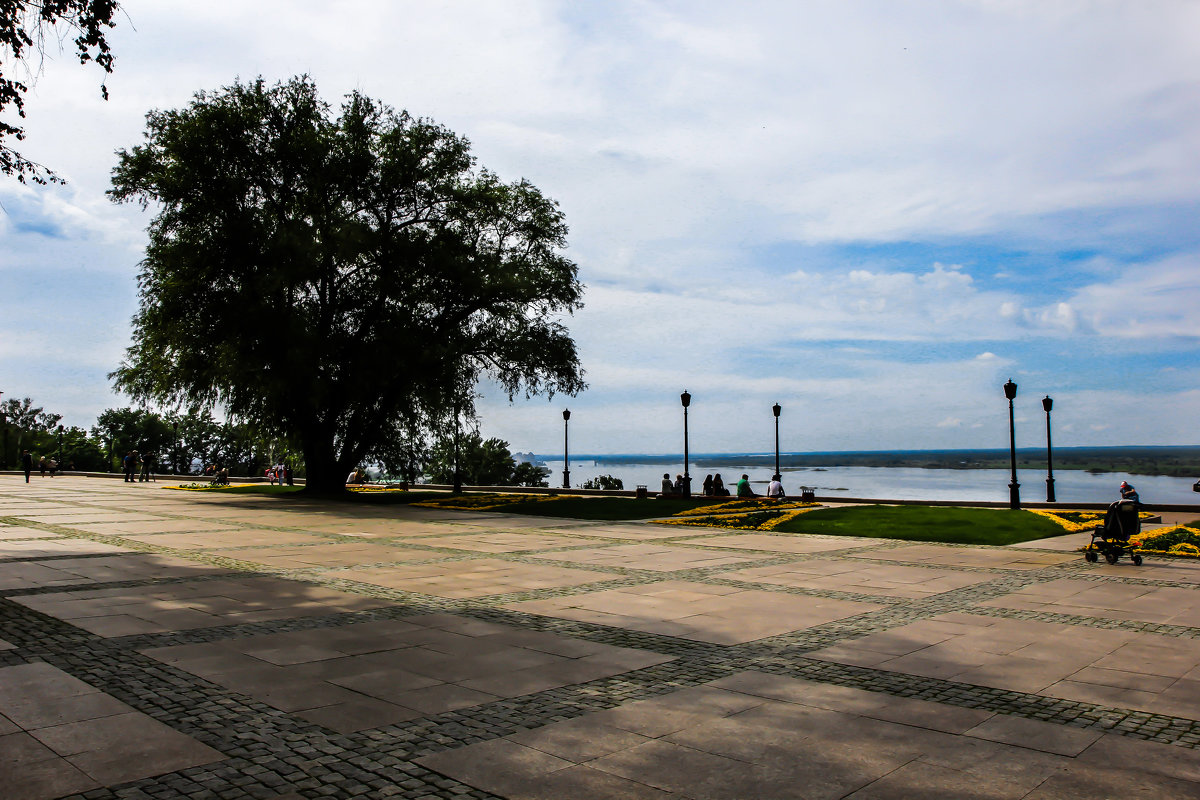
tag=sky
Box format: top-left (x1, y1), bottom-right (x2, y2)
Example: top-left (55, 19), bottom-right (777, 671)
top-left (1, 0), bottom-right (1199, 457)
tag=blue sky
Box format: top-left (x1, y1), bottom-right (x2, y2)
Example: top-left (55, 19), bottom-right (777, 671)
top-left (2, 1), bottom-right (1198, 456)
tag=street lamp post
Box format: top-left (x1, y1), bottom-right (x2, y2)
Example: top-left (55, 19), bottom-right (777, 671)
top-left (680, 391), bottom-right (692, 498)
top-left (562, 409), bottom-right (571, 489)
top-left (772, 403), bottom-right (782, 480)
top-left (173, 422), bottom-right (180, 475)
top-left (0, 389), bottom-right (6, 469)
top-left (452, 402), bottom-right (462, 494)
top-left (57, 425), bottom-right (63, 465)
top-left (1043, 396), bottom-right (1056, 503)
top-left (1004, 379), bottom-right (1021, 510)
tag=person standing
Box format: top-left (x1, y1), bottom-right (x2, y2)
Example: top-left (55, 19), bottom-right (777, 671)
top-left (123, 451), bottom-right (135, 482)
top-left (21, 450), bottom-right (33, 483)
top-left (38, 456), bottom-right (47, 477)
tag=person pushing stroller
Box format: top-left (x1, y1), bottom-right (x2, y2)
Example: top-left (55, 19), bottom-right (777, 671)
top-left (1085, 482), bottom-right (1143, 566)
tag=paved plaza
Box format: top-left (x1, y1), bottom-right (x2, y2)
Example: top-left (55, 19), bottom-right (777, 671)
top-left (1, 477), bottom-right (1200, 798)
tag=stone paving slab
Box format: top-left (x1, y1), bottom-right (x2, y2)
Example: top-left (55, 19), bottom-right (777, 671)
top-left (14, 575), bottom-right (395, 636)
top-left (1, 475), bottom-right (1199, 799)
top-left (117, 528), bottom-right (331, 549)
top-left (677, 532), bottom-right (877, 554)
top-left (392, 531), bottom-right (604, 552)
top-left (0, 553), bottom-right (230, 591)
top-left (0, 526), bottom-right (65, 540)
top-left (723, 558), bottom-right (994, 599)
top-left (847, 543), bottom-right (1077, 570)
top-left (207, 541), bottom-right (442, 569)
top-left (510, 580), bottom-right (885, 644)
top-left (530, 543), bottom-right (767, 572)
top-left (338, 557), bottom-right (613, 598)
top-left (0, 538), bottom-right (133, 558)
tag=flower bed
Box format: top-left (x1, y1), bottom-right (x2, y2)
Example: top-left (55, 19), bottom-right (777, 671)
top-left (671, 498), bottom-right (819, 517)
top-left (655, 505), bottom-right (819, 531)
top-left (1031, 509), bottom-right (1159, 532)
top-left (1130, 525), bottom-right (1200, 558)
top-left (412, 494), bottom-right (561, 511)
top-left (164, 483), bottom-right (258, 491)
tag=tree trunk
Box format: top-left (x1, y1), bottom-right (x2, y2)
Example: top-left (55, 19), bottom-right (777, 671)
top-left (300, 433), bottom-right (348, 496)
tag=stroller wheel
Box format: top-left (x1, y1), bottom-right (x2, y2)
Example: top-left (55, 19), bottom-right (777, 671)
top-left (1105, 551), bottom-right (1119, 565)
top-left (1084, 550), bottom-right (1098, 563)
top-left (1132, 554), bottom-right (1143, 566)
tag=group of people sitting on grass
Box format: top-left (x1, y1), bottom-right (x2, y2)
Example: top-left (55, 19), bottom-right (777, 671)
top-left (660, 472), bottom-right (787, 499)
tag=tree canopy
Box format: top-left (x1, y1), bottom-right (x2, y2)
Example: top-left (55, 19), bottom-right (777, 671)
top-left (109, 76), bottom-right (585, 493)
top-left (1, 1), bottom-right (120, 183)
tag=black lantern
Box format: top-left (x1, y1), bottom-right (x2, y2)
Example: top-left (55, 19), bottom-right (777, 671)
top-left (562, 409), bottom-right (571, 489)
top-left (680, 391), bottom-right (692, 498)
top-left (1004, 379), bottom-right (1020, 509)
top-left (1042, 396), bottom-right (1055, 503)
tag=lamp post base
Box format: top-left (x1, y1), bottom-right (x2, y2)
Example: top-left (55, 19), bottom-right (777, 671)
top-left (1009, 482), bottom-right (1021, 510)
top-left (563, 470), bottom-right (570, 490)
top-left (1046, 478), bottom-right (1055, 503)
top-left (683, 476), bottom-right (691, 499)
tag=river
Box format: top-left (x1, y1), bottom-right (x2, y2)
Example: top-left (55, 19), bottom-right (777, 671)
top-left (540, 460), bottom-right (1200, 506)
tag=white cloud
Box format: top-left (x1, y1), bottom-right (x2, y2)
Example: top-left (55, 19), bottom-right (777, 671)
top-left (4, 0), bottom-right (1200, 453)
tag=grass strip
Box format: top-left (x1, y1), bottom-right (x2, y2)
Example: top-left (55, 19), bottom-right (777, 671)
top-left (768, 505), bottom-right (1067, 545)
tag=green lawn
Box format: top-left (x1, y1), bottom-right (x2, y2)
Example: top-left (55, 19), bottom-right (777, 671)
top-left (770, 505), bottom-right (1066, 545)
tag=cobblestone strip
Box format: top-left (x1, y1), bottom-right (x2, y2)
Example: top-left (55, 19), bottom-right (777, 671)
top-left (964, 605), bottom-right (1200, 639)
top-left (754, 654), bottom-right (1200, 746)
top-left (0, 572), bottom-right (256, 599)
top-left (1042, 564), bottom-right (1200, 590)
top-left (692, 575), bottom-right (909, 605)
top-left (733, 569), bottom-right (1070, 654)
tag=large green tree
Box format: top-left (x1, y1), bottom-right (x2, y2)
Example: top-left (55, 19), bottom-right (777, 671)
top-left (109, 77), bottom-right (584, 494)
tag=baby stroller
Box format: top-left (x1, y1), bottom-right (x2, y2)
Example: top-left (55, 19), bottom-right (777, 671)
top-left (1084, 499), bottom-right (1142, 565)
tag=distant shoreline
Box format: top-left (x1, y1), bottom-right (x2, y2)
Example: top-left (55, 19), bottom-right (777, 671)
top-left (542, 446), bottom-right (1200, 479)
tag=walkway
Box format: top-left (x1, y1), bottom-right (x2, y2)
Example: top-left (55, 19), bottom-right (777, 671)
top-left (1, 476), bottom-right (1199, 799)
